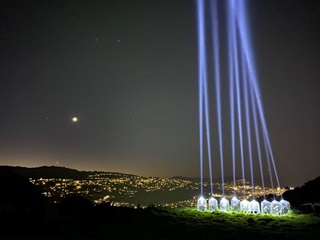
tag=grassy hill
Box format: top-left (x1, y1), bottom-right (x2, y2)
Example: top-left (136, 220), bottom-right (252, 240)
top-left (63, 206), bottom-right (320, 239)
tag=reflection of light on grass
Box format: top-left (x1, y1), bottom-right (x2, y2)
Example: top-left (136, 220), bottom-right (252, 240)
top-left (185, 207), bottom-right (313, 220)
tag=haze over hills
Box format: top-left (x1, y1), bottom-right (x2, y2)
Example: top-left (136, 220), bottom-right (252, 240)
top-left (0, 165), bottom-right (274, 187)
top-left (0, 165), bottom-right (234, 184)
top-left (0, 165), bottom-right (286, 206)
top-left (1, 165), bottom-right (319, 208)
top-left (0, 165), bottom-right (118, 180)
top-left (0, 165), bottom-right (200, 180)
top-left (0, 165), bottom-right (201, 206)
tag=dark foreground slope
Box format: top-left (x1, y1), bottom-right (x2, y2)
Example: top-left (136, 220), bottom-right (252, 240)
top-left (0, 165), bottom-right (91, 179)
top-left (1, 199), bottom-right (320, 239)
top-left (283, 176), bottom-right (320, 208)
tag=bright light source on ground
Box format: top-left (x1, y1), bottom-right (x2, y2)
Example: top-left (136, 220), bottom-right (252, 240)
top-left (261, 200), bottom-right (271, 214)
top-left (220, 197), bottom-right (229, 212)
top-left (208, 197), bottom-right (218, 211)
top-left (197, 197), bottom-right (206, 211)
top-left (231, 196), bottom-right (240, 211)
top-left (280, 199), bottom-right (291, 214)
top-left (240, 199), bottom-right (250, 213)
top-left (271, 200), bottom-right (282, 215)
top-left (249, 200), bottom-right (260, 214)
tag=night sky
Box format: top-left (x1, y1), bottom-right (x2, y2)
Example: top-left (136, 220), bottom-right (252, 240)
top-left (1, 0), bottom-right (319, 187)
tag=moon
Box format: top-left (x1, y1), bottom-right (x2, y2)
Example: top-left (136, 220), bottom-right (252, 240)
top-left (72, 117), bottom-right (78, 122)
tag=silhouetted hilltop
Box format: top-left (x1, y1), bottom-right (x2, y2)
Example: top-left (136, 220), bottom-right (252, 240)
top-left (0, 167), bottom-right (47, 208)
top-left (0, 168), bottom-right (50, 238)
top-left (283, 176), bottom-right (320, 208)
top-left (0, 165), bottom-right (137, 180)
top-left (0, 166), bottom-right (239, 184)
top-left (0, 165), bottom-right (94, 179)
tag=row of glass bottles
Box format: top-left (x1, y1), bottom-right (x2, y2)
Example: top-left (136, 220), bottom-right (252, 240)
top-left (197, 196), bottom-right (290, 214)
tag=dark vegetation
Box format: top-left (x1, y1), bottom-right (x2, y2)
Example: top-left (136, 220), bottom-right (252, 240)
top-left (0, 165), bottom-right (95, 180)
top-left (283, 176), bottom-right (320, 208)
top-left (0, 167), bottom-right (320, 239)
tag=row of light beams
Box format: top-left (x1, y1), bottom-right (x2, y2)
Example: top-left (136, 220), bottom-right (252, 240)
top-left (196, 0), bottom-right (290, 214)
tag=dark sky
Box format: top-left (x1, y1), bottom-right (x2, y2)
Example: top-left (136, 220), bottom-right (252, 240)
top-left (0, 0), bottom-right (319, 187)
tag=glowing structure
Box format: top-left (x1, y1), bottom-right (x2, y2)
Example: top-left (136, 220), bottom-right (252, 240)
top-left (195, 0), bottom-right (290, 215)
top-left (231, 196), bottom-right (240, 211)
top-left (208, 197), bottom-right (218, 211)
top-left (280, 199), bottom-right (291, 214)
top-left (249, 200), bottom-right (260, 214)
top-left (197, 197), bottom-right (207, 211)
top-left (240, 199), bottom-right (250, 213)
top-left (220, 197), bottom-right (229, 212)
top-left (261, 200), bottom-right (272, 214)
top-left (271, 200), bottom-right (282, 215)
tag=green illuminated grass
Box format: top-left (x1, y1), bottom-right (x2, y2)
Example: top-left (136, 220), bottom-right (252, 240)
top-left (143, 207), bottom-right (320, 239)
top-left (98, 207), bottom-right (320, 240)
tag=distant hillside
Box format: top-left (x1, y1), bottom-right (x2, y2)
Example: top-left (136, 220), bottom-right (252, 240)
top-left (0, 166), bottom-right (92, 179)
top-left (0, 166), bottom-right (264, 185)
top-left (283, 176), bottom-right (320, 207)
top-left (0, 165), bottom-right (139, 180)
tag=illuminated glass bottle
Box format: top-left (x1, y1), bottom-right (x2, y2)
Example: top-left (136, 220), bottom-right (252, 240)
top-left (208, 197), bottom-right (218, 211)
top-left (280, 199), bottom-right (290, 214)
top-left (249, 199), bottom-right (260, 214)
top-left (231, 196), bottom-right (240, 211)
top-left (271, 200), bottom-right (282, 215)
top-left (261, 200), bottom-right (271, 214)
top-left (197, 197), bottom-right (207, 211)
top-left (240, 199), bottom-right (250, 212)
top-left (220, 197), bottom-right (229, 212)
